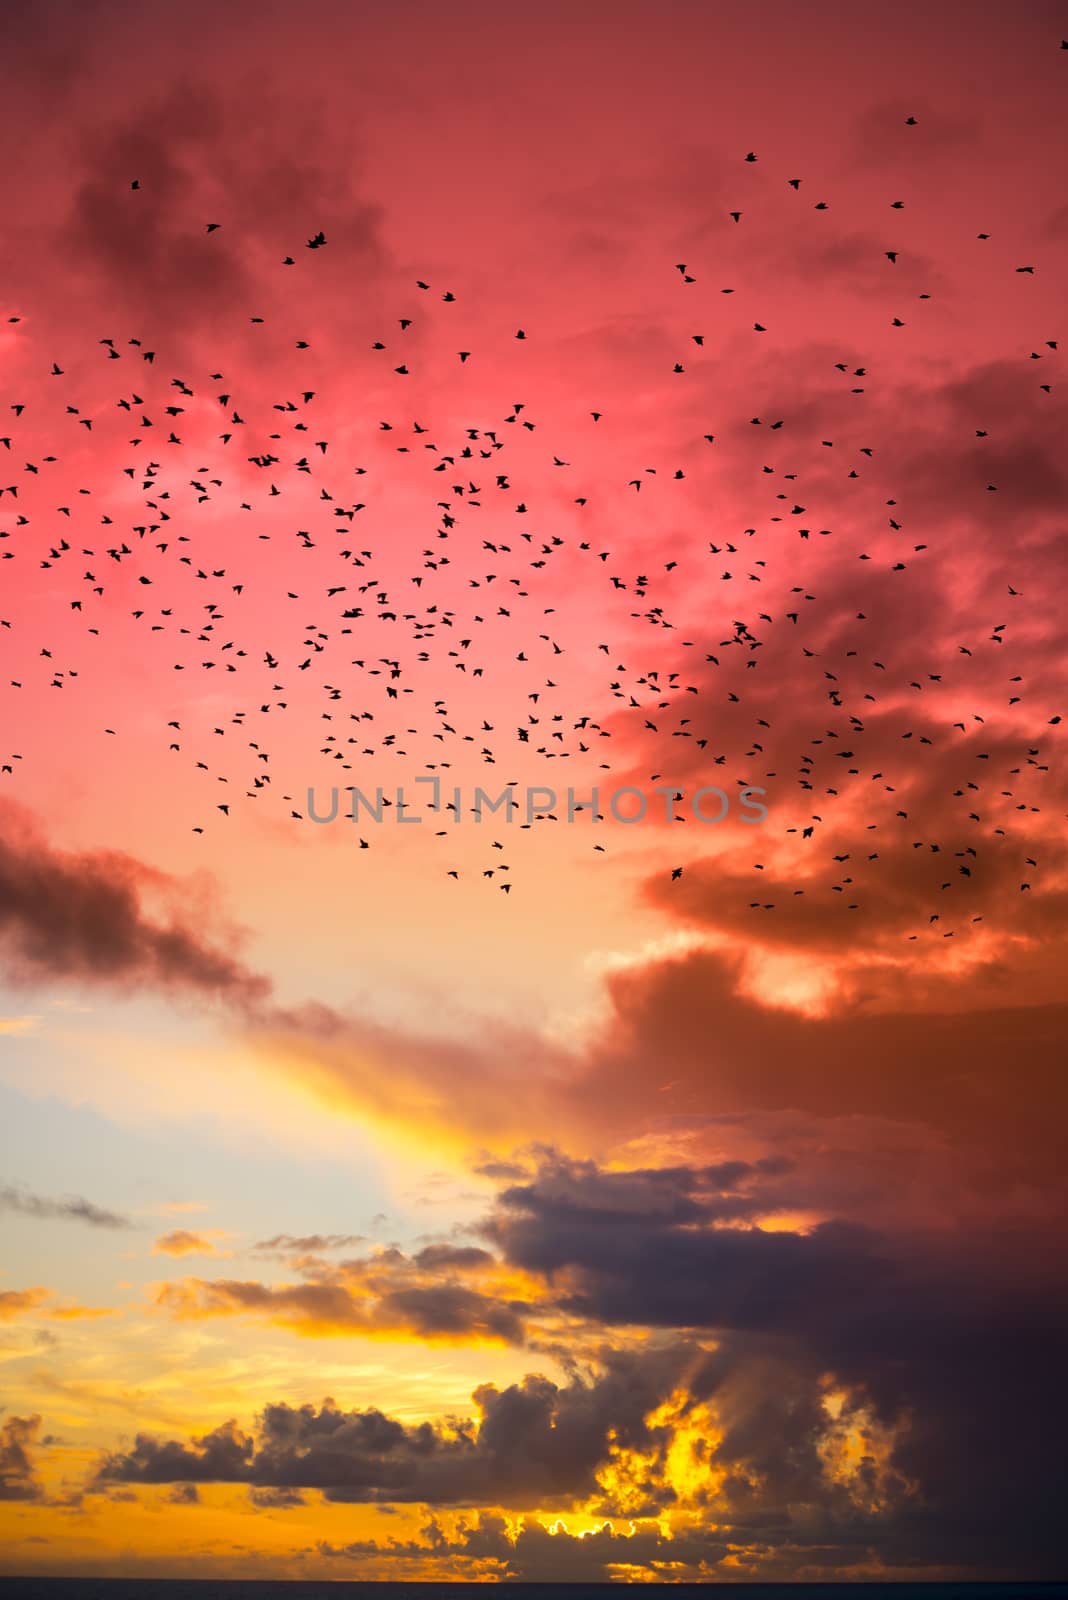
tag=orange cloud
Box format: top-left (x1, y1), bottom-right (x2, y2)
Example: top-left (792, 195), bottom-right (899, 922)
top-left (153, 1229), bottom-right (230, 1258)
top-left (0, 1288), bottom-right (49, 1322)
top-left (0, 1288), bottom-right (115, 1322)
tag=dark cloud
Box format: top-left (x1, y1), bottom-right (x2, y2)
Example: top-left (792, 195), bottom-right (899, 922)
top-left (10, 73), bottom-right (388, 374)
top-left (0, 0), bottom-right (97, 97)
top-left (88, 1329), bottom-right (941, 1574)
top-left (412, 1245), bottom-right (496, 1272)
top-left (97, 1416), bottom-right (253, 1487)
top-left (60, 83), bottom-right (252, 321)
top-left (642, 824), bottom-right (1068, 957)
top-left (0, 1413), bottom-right (44, 1502)
top-left (96, 1342), bottom-right (705, 1509)
top-left (493, 1154), bottom-right (787, 1232)
top-left (0, 801), bottom-right (271, 1005)
top-left (98, 1145), bottom-right (1068, 1572)
top-left (156, 1243), bottom-right (529, 1347)
top-left (482, 1153), bottom-right (1068, 1575)
top-left (570, 942), bottom-right (1068, 1179)
top-left (321, 1505), bottom-right (904, 1582)
top-left (0, 25), bottom-right (390, 367)
top-left (850, 98), bottom-right (983, 162)
top-left (319, 1512), bottom-right (729, 1582)
top-left (382, 1284), bottom-right (524, 1345)
top-left (248, 1485), bottom-right (306, 1509)
top-left (471, 1159), bottom-right (530, 1181)
top-left (251, 1233), bottom-right (367, 1257)
top-left (0, 1183), bottom-right (132, 1230)
top-left (485, 1156), bottom-right (891, 1335)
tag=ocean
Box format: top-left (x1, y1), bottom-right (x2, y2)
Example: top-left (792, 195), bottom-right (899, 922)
top-left (1, 1583), bottom-right (1066, 1600)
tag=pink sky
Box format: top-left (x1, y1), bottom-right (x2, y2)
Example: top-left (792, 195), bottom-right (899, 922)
top-left (1, 0), bottom-right (1067, 1581)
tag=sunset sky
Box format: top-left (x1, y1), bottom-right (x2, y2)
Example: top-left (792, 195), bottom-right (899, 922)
top-left (1, 0), bottom-right (1067, 1582)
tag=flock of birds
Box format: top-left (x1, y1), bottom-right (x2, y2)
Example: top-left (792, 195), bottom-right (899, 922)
top-left (0, 128), bottom-right (1063, 941)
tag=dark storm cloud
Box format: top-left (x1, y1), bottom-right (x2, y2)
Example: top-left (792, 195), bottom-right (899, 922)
top-left (89, 1327), bottom-right (936, 1572)
top-left (94, 1138), bottom-right (1068, 1571)
top-left (482, 1153), bottom-right (1068, 1575)
top-left (492, 1153), bottom-right (792, 1232)
top-left (486, 1155), bottom-right (890, 1334)
top-left (94, 1341), bottom-right (704, 1508)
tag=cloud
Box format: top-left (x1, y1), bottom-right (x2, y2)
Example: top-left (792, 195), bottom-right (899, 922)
top-left (479, 1152), bottom-right (1068, 1573)
top-left (483, 1154), bottom-right (893, 1336)
top-left (570, 941), bottom-right (1068, 1178)
top-left (0, 1183), bottom-right (132, 1230)
top-left (0, 1287), bottom-right (112, 1324)
top-left (0, 801), bottom-right (271, 1005)
top-left (154, 1239), bottom-right (530, 1348)
top-left (0, 1413), bottom-right (44, 1502)
top-left (5, 787), bottom-right (1065, 1210)
top-left (153, 1230), bottom-right (228, 1258)
top-left (0, 58), bottom-right (389, 370)
top-left (97, 1416), bottom-right (253, 1490)
top-left (849, 98), bottom-right (983, 163)
top-left (639, 806), bottom-right (1068, 976)
top-left (319, 1511), bottom-right (728, 1582)
top-left (96, 1143), bottom-right (1068, 1572)
top-left (248, 1485), bottom-right (306, 1509)
top-left (0, 1015), bottom-right (38, 1035)
top-left (0, 0), bottom-right (1062, 1584)
top-left (90, 1333), bottom-right (921, 1576)
top-left (412, 1245), bottom-right (497, 1272)
top-left (488, 1154), bottom-right (791, 1232)
top-left (0, 1288), bottom-right (49, 1322)
top-left (251, 1233), bottom-right (367, 1258)
top-left (95, 1341), bottom-right (707, 1509)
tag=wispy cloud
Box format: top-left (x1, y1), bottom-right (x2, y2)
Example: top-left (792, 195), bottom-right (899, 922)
top-left (0, 1015), bottom-right (39, 1035)
top-left (0, 1183), bottom-right (133, 1231)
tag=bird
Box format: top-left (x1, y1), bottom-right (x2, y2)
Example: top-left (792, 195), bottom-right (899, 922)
top-left (0, 106), bottom-right (1056, 972)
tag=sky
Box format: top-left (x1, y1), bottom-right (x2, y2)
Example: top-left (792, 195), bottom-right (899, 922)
top-left (0, 0), bottom-right (1067, 1582)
